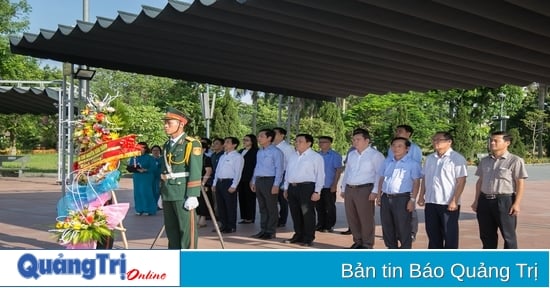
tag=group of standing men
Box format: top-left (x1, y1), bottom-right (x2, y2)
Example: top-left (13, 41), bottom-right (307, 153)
top-left (249, 129), bottom-right (341, 247)
top-left (364, 126), bottom-right (527, 249)
top-left (155, 107), bottom-right (527, 250)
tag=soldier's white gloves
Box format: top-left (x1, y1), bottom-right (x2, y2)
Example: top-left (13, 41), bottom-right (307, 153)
top-left (157, 196), bottom-right (163, 210)
top-left (183, 196), bottom-right (199, 210)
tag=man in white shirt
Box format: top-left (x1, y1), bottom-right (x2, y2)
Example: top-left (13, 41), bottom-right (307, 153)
top-left (212, 137), bottom-right (244, 233)
top-left (418, 132), bottom-right (467, 249)
top-left (283, 134), bottom-right (324, 247)
top-left (273, 127), bottom-right (295, 227)
top-left (340, 128), bottom-right (385, 249)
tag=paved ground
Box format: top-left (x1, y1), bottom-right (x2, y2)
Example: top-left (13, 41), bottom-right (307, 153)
top-left (1, 165), bottom-right (549, 250)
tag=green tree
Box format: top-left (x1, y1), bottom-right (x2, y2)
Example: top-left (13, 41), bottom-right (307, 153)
top-left (317, 102), bottom-right (347, 154)
top-left (451, 102), bottom-right (475, 161)
top-left (91, 69), bottom-right (176, 106)
top-left (116, 103), bottom-right (165, 147)
top-left (507, 128), bottom-right (527, 157)
top-left (211, 89), bottom-right (242, 139)
top-left (522, 110), bottom-right (547, 156)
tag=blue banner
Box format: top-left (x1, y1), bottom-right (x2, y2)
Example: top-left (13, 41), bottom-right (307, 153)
top-left (180, 250), bottom-right (549, 287)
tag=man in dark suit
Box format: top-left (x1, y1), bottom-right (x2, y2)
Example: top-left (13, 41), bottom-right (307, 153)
top-left (160, 107), bottom-right (203, 249)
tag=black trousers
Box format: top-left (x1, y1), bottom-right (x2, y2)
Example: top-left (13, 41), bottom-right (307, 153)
top-left (278, 184), bottom-right (288, 225)
top-left (256, 177), bottom-right (278, 234)
top-left (424, 203), bottom-right (460, 249)
top-left (238, 179), bottom-right (256, 221)
top-left (315, 188), bottom-right (336, 229)
top-left (216, 179), bottom-right (238, 231)
top-left (476, 194), bottom-right (517, 249)
top-left (288, 182), bottom-right (316, 242)
top-left (197, 186), bottom-right (214, 218)
top-left (380, 194), bottom-right (412, 249)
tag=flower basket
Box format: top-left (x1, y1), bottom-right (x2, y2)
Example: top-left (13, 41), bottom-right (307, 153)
top-left (50, 207), bottom-right (113, 247)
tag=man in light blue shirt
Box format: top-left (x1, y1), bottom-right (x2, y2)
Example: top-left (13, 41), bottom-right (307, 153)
top-left (316, 136), bottom-right (343, 233)
top-left (386, 124), bottom-right (422, 241)
top-left (250, 129), bottom-right (284, 240)
top-left (377, 137), bottom-right (422, 249)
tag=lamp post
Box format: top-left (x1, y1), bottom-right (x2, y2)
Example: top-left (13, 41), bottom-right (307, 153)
top-left (497, 92), bottom-right (509, 131)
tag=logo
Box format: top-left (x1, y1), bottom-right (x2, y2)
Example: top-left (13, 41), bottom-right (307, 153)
top-left (12, 250), bottom-right (179, 286)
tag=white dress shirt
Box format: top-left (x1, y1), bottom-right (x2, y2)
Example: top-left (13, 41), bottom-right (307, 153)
top-left (283, 148), bottom-right (325, 192)
top-left (213, 150), bottom-right (244, 188)
top-left (341, 146), bottom-right (385, 193)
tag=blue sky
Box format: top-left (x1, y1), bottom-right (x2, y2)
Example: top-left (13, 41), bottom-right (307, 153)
top-left (24, 0), bottom-right (169, 66)
top-left (26, 0), bottom-right (169, 33)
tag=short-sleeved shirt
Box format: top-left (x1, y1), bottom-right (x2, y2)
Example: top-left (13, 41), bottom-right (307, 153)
top-left (475, 151), bottom-right (528, 195)
top-left (341, 146), bottom-right (385, 193)
top-left (422, 148), bottom-right (468, 205)
top-left (387, 141), bottom-right (422, 164)
top-left (319, 149), bottom-right (343, 188)
top-left (380, 154), bottom-right (422, 194)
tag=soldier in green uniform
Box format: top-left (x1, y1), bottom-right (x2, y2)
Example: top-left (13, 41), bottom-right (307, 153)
top-left (160, 107), bottom-right (203, 249)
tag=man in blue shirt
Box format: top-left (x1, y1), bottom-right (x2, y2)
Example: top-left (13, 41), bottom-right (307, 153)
top-left (316, 136), bottom-right (343, 233)
top-left (386, 124), bottom-right (422, 242)
top-left (377, 137), bottom-right (422, 249)
top-left (250, 129), bottom-right (284, 240)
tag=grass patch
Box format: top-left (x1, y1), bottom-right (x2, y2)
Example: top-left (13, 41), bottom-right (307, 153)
top-left (2, 153), bottom-right (58, 173)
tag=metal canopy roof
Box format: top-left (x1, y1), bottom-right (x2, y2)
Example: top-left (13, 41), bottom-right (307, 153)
top-left (0, 86), bottom-right (59, 115)
top-left (9, 0), bottom-right (550, 101)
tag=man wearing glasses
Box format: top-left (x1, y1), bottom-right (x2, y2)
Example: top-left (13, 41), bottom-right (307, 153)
top-left (417, 132), bottom-right (467, 249)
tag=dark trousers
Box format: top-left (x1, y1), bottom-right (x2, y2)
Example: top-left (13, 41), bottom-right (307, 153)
top-left (278, 185), bottom-right (288, 225)
top-left (315, 187), bottom-right (336, 229)
top-left (476, 194), bottom-right (517, 249)
top-left (424, 203), bottom-right (460, 249)
top-left (238, 180), bottom-right (256, 221)
top-left (380, 194), bottom-right (412, 249)
top-left (256, 177), bottom-right (278, 234)
top-left (197, 186), bottom-right (214, 218)
top-left (216, 179), bottom-right (238, 231)
top-left (344, 184), bottom-right (375, 248)
top-left (288, 182), bottom-right (316, 242)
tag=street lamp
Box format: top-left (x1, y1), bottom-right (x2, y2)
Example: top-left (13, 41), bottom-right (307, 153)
top-left (497, 92), bottom-right (509, 131)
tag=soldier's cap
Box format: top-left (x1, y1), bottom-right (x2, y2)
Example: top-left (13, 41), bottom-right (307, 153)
top-left (162, 107), bottom-right (191, 125)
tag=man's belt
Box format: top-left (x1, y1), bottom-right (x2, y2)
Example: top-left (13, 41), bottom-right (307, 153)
top-left (480, 192), bottom-right (513, 200)
top-left (382, 192), bottom-right (411, 198)
top-left (165, 172), bottom-right (189, 179)
top-left (290, 182), bottom-right (315, 187)
top-left (346, 183), bottom-right (373, 188)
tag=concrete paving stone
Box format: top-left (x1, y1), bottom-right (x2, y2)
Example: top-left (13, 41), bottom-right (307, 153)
top-left (0, 165), bottom-right (549, 250)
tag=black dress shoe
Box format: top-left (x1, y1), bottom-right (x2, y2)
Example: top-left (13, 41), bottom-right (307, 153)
top-left (260, 233), bottom-right (275, 239)
top-left (315, 226), bottom-right (323, 232)
top-left (277, 223), bottom-right (286, 227)
top-left (238, 220), bottom-right (253, 224)
top-left (283, 237), bottom-right (302, 244)
top-left (251, 231), bottom-right (265, 238)
top-left (340, 228), bottom-right (352, 235)
top-left (223, 228), bottom-right (236, 234)
top-left (301, 241), bottom-right (313, 247)
top-left (348, 243), bottom-right (362, 249)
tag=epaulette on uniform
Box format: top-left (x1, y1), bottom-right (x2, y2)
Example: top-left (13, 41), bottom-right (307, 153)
top-left (185, 136), bottom-right (200, 143)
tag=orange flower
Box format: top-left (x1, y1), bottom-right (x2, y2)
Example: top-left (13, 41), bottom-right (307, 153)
top-left (95, 112), bottom-right (105, 122)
